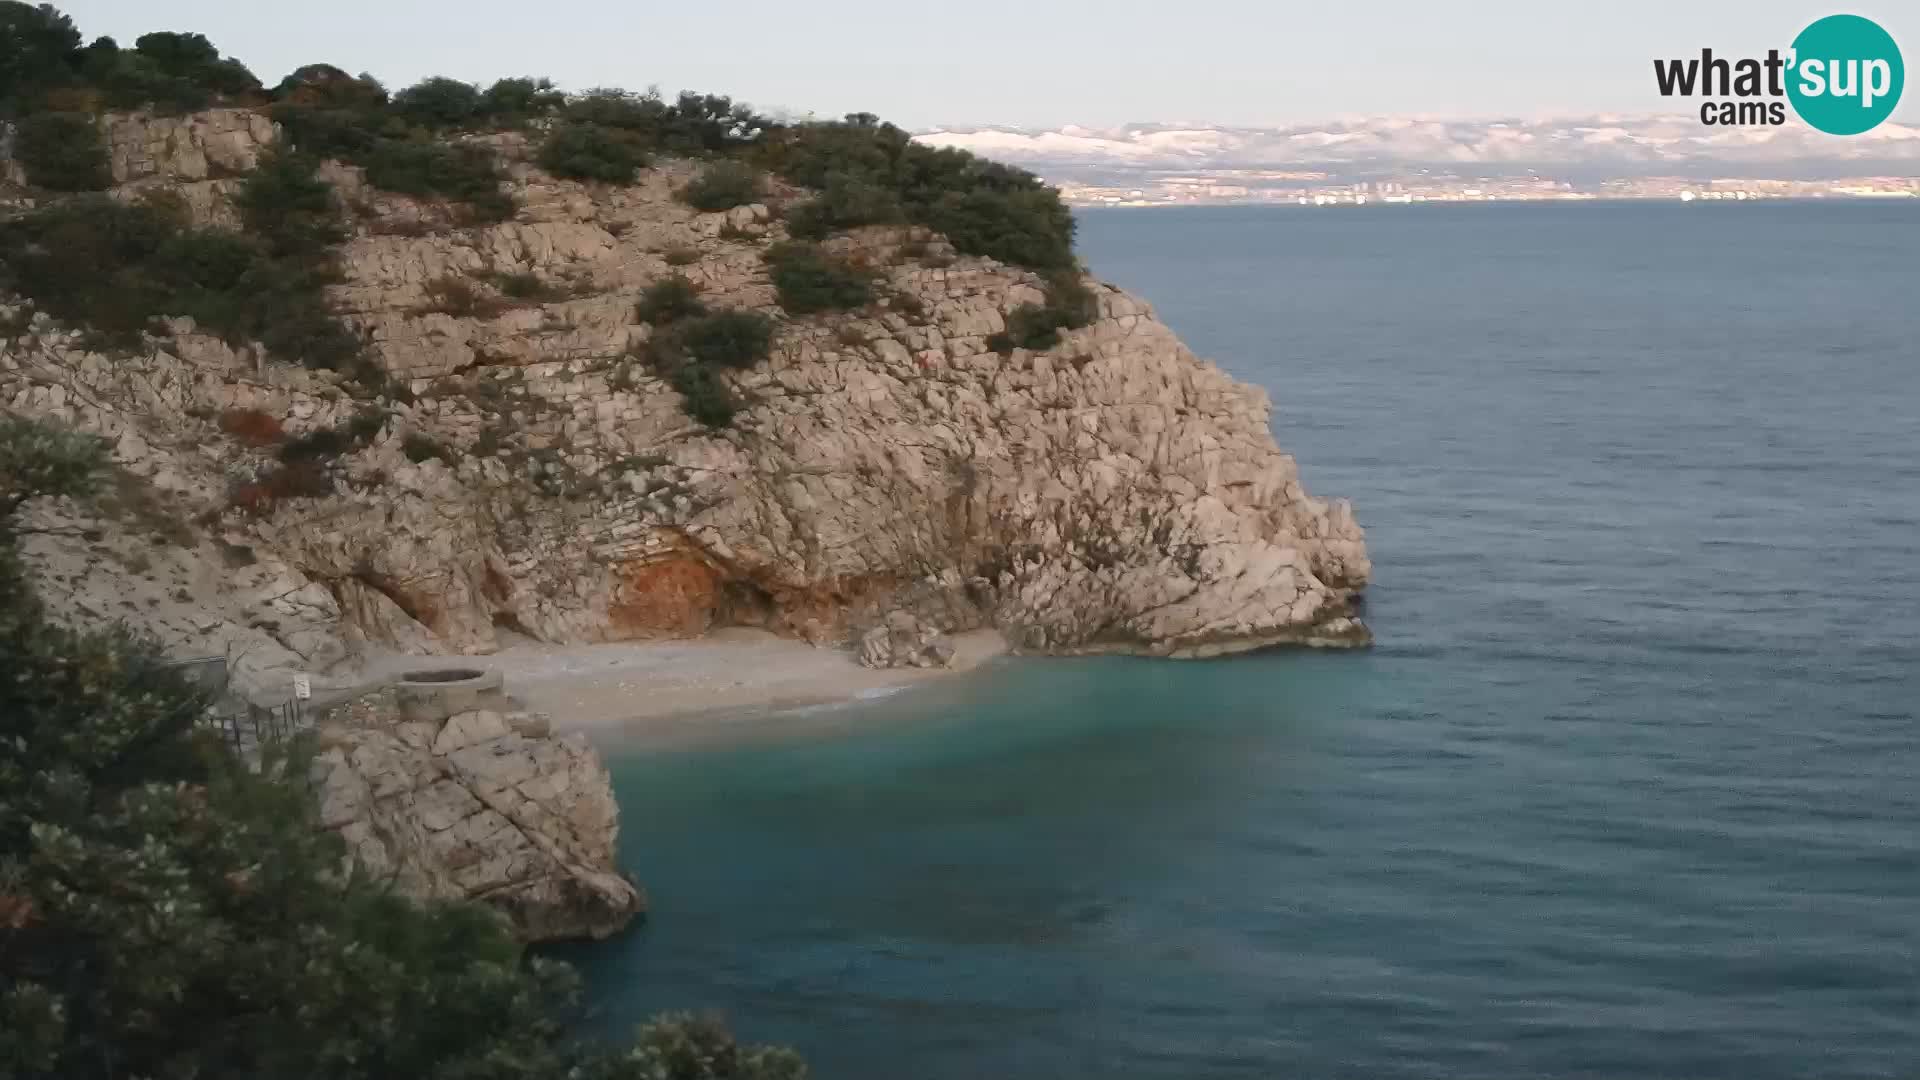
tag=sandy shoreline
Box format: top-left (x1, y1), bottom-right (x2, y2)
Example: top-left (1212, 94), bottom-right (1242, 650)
top-left (375, 628), bottom-right (1008, 741)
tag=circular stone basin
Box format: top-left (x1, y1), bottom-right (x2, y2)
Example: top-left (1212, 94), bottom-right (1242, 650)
top-left (393, 667), bottom-right (506, 724)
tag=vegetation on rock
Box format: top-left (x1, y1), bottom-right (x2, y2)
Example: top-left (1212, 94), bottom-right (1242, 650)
top-left (0, 3), bottom-right (259, 117)
top-left (765, 241), bottom-right (873, 314)
top-left (538, 121), bottom-right (648, 183)
top-left (236, 147), bottom-right (346, 259)
top-left (358, 138), bottom-right (515, 223)
top-left (987, 272), bottom-right (1100, 354)
top-left (759, 115), bottom-right (1077, 270)
top-left (667, 360), bottom-right (740, 428)
top-left (0, 412), bottom-right (806, 1078)
top-left (679, 160), bottom-right (763, 212)
top-left (635, 275), bottom-right (708, 326)
top-left (0, 195), bottom-right (361, 372)
top-left (11, 110), bottom-right (108, 189)
top-left (675, 309), bottom-right (776, 370)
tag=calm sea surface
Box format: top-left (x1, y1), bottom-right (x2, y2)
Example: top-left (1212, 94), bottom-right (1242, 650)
top-left (558, 203), bottom-right (1920, 1079)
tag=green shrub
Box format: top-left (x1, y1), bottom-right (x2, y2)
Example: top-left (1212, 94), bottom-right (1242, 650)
top-left (78, 30), bottom-right (260, 113)
top-left (401, 432), bottom-right (455, 465)
top-left (277, 408), bottom-right (385, 463)
top-left (759, 117), bottom-right (1076, 269)
top-left (662, 244), bottom-right (701, 266)
top-left (634, 275), bottom-right (706, 325)
top-left (420, 274), bottom-right (506, 318)
top-left (361, 139), bottom-right (514, 222)
top-left (675, 309), bottom-right (774, 369)
top-left (923, 185), bottom-right (1077, 272)
top-left (129, 31), bottom-right (259, 94)
top-left (669, 362), bottom-right (738, 427)
top-left (276, 426), bottom-right (350, 462)
top-left (680, 160), bottom-right (762, 212)
top-left (538, 122), bottom-right (646, 183)
top-left (479, 76), bottom-right (564, 123)
top-left (33, 28), bottom-right (262, 114)
top-left (491, 270), bottom-right (562, 302)
top-left (272, 63), bottom-right (388, 109)
top-left (0, 197), bottom-right (361, 371)
top-left (268, 102), bottom-right (387, 160)
top-left (556, 88), bottom-right (770, 156)
top-left (0, 2), bottom-right (83, 113)
top-left (764, 241), bottom-right (872, 314)
top-left (271, 103), bottom-right (514, 222)
top-left (13, 112), bottom-right (110, 191)
top-left (783, 170), bottom-right (901, 239)
top-left (562, 88), bottom-right (670, 132)
top-left (236, 149), bottom-right (343, 260)
top-left (391, 76), bottom-right (481, 129)
top-left (988, 273), bottom-right (1099, 354)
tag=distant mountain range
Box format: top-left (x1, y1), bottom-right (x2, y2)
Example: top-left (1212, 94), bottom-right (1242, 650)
top-left (914, 116), bottom-right (1920, 180)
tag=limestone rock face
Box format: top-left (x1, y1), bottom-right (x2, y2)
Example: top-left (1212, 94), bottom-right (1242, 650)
top-left (104, 108), bottom-right (277, 185)
top-left (0, 107), bottom-right (1371, 670)
top-left (312, 707), bottom-right (643, 941)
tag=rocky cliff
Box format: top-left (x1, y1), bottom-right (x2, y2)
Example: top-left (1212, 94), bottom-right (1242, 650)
top-left (2, 108), bottom-right (1370, 698)
top-left (313, 691), bottom-right (642, 941)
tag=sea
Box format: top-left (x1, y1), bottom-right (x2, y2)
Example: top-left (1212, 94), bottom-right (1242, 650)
top-left (553, 202), bottom-right (1920, 1079)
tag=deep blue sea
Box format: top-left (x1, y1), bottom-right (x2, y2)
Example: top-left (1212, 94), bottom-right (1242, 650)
top-left (558, 202), bottom-right (1920, 1079)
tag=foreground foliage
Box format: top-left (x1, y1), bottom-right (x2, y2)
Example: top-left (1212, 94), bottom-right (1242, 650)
top-left (0, 413), bottom-right (806, 1079)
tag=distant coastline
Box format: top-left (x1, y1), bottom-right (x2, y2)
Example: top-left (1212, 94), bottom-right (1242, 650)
top-left (1067, 189), bottom-right (1920, 209)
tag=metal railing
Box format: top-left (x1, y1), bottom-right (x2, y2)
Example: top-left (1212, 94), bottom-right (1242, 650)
top-left (170, 655), bottom-right (309, 757)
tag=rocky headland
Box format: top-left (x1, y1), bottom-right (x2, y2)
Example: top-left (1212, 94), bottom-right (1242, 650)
top-left (2, 104), bottom-right (1369, 939)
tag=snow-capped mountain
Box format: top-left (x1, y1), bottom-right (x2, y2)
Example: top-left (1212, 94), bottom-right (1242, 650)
top-left (914, 116), bottom-right (1920, 172)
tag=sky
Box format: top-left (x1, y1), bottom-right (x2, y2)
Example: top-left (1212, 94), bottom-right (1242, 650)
top-left (65, 0), bottom-right (1920, 130)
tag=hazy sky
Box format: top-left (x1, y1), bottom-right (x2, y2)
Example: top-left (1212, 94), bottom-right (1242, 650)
top-left (65, 1), bottom-right (1920, 129)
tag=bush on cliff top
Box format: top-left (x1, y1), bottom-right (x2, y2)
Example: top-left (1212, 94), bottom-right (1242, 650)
top-left (0, 6), bottom-right (260, 116)
top-left (11, 110), bottom-right (109, 190)
top-left (2, 3), bottom-right (1078, 269)
top-left (757, 115), bottom-right (1077, 270)
top-left (0, 411), bottom-right (808, 1079)
top-left (539, 121), bottom-right (648, 183)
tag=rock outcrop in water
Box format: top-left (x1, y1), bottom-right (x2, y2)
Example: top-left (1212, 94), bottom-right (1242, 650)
top-left (312, 696), bottom-right (642, 941)
top-left (2, 109), bottom-right (1371, 697)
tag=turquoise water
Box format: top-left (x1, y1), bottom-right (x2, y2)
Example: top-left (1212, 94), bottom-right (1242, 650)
top-left (559, 203), bottom-right (1920, 1078)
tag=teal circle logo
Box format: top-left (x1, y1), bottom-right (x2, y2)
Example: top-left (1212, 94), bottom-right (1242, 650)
top-left (1787, 14), bottom-right (1904, 135)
